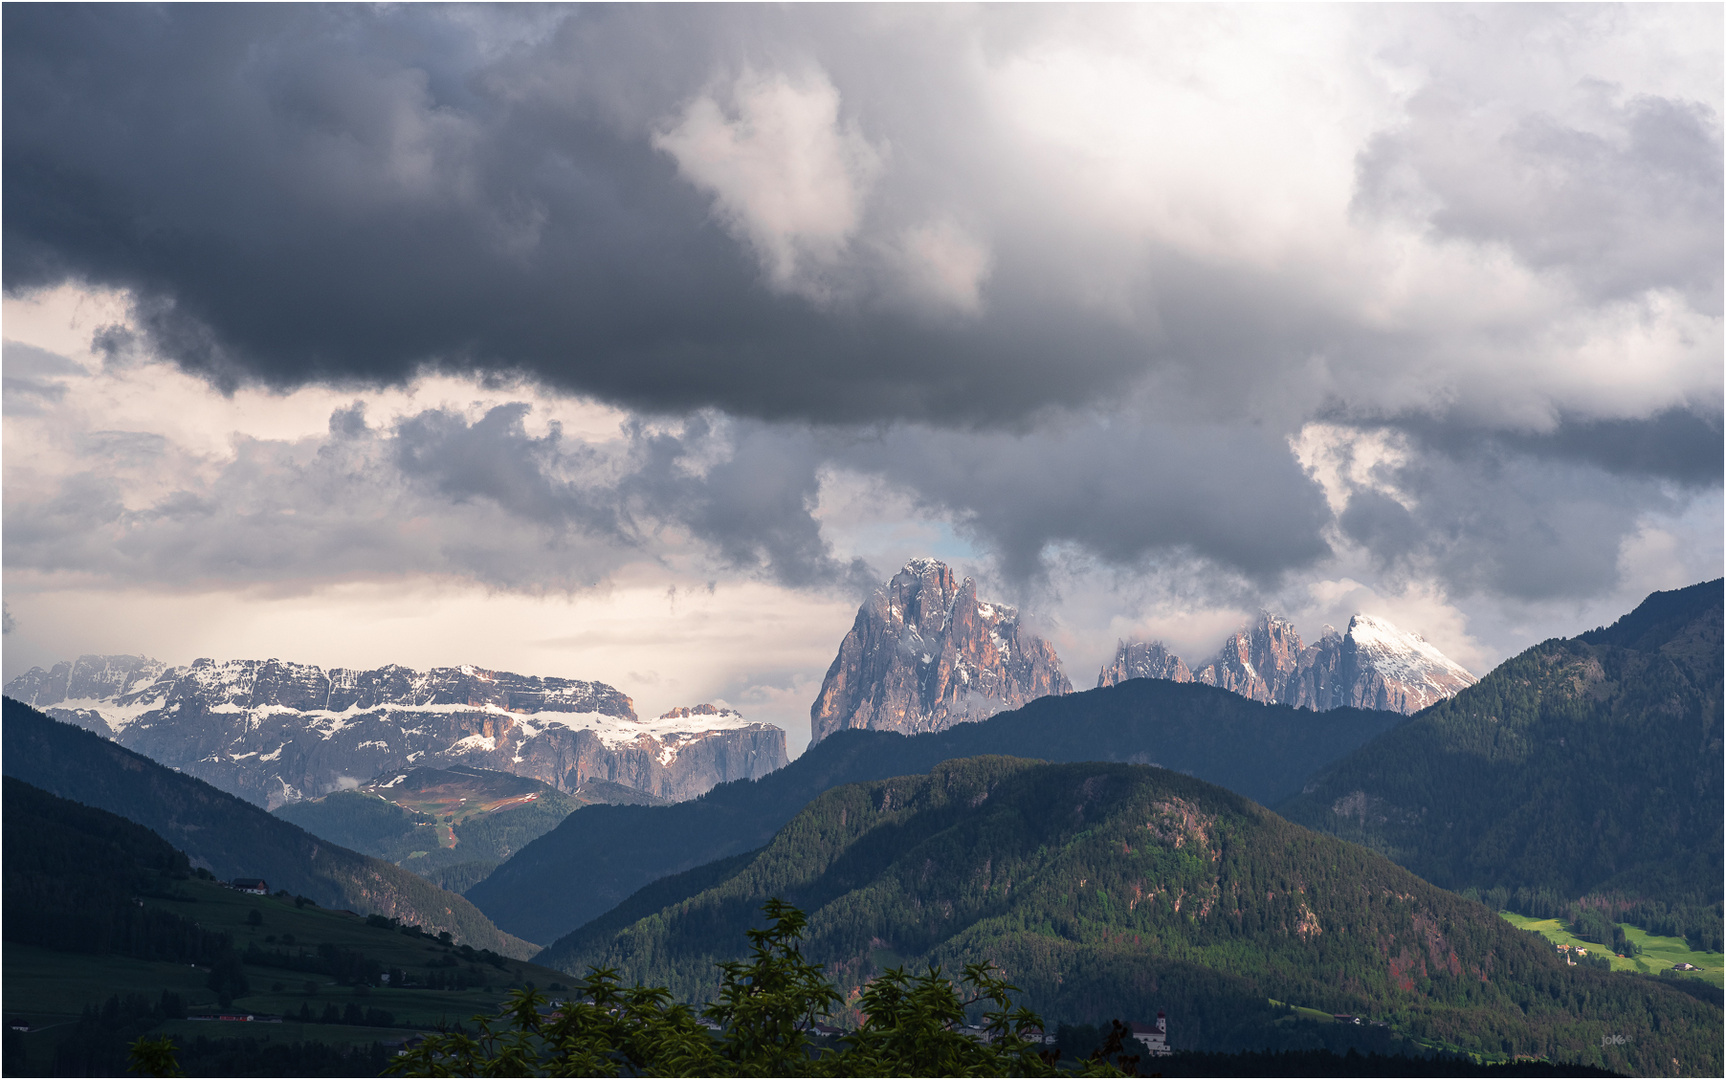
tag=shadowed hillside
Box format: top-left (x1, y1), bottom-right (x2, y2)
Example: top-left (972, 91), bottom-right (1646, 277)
top-left (541, 756), bottom-right (1719, 1075)
top-left (1279, 580), bottom-right (1723, 930)
top-left (2, 699), bottom-right (536, 958)
top-left (468, 679), bottom-right (1403, 943)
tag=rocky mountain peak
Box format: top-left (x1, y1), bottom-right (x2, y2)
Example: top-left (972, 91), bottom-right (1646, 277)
top-left (1097, 640), bottom-right (1191, 688)
top-left (1192, 611), bottom-right (1305, 704)
top-left (1096, 611), bottom-right (1475, 715)
top-left (810, 559), bottom-right (1072, 743)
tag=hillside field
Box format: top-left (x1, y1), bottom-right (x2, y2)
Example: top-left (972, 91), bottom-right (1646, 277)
top-left (1500, 911), bottom-right (1724, 987)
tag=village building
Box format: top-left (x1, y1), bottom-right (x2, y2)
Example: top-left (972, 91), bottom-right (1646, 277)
top-left (1129, 1012), bottom-right (1173, 1057)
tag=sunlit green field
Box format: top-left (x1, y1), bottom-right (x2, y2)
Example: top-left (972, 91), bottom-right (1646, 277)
top-left (1499, 911), bottom-right (1724, 987)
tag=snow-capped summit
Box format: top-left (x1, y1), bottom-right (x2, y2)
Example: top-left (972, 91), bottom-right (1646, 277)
top-left (1330, 614), bottom-right (1477, 713)
top-left (5, 656), bottom-right (787, 809)
top-left (809, 559), bottom-right (1072, 743)
top-left (1096, 611), bottom-right (1476, 715)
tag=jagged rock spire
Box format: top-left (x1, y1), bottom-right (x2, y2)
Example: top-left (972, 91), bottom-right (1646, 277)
top-left (1098, 612), bottom-right (1475, 715)
top-left (810, 560), bottom-right (1072, 743)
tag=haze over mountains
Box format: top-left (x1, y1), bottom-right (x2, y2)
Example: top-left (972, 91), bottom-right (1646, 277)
top-left (3, 658), bottom-right (786, 809)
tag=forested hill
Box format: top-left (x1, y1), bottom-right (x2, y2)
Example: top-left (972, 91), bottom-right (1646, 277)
top-left (469, 679), bottom-right (1401, 944)
top-left (539, 756), bottom-right (1719, 1075)
top-left (1, 698), bottom-right (536, 958)
top-left (4, 778), bottom-right (231, 965)
top-left (1279, 579), bottom-right (1723, 915)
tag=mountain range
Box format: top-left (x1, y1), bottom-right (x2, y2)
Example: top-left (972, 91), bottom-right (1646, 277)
top-left (3, 658), bottom-right (786, 809)
top-left (1099, 611), bottom-right (1478, 715)
top-left (1, 698), bottom-right (537, 957)
top-left (1281, 579), bottom-right (1723, 915)
top-left (810, 560), bottom-right (1476, 748)
top-left (539, 755), bottom-right (1719, 1075)
top-left (467, 679), bottom-right (1404, 945)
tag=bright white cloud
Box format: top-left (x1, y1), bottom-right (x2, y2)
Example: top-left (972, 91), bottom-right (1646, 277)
top-left (655, 68), bottom-right (883, 297)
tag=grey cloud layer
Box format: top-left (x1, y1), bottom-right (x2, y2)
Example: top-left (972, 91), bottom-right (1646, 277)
top-left (3, 5), bottom-right (1148, 423)
top-left (3, 5), bottom-right (1719, 611)
top-left (7, 6), bottom-right (1719, 442)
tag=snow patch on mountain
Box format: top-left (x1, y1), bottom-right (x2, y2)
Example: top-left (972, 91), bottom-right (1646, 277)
top-left (5, 657), bottom-right (788, 809)
top-left (1099, 611), bottom-right (1476, 715)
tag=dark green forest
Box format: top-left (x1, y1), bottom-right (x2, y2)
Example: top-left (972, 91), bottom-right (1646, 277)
top-left (542, 756), bottom-right (1720, 1075)
top-left (4, 779), bottom-right (231, 965)
top-left (1, 698), bottom-right (535, 957)
top-left (1280, 580), bottom-right (1723, 948)
top-left (470, 680), bottom-right (1402, 943)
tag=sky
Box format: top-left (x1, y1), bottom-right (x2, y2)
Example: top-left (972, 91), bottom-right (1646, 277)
top-left (4, 4), bottom-right (1721, 755)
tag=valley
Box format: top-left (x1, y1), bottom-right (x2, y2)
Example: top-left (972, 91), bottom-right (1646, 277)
top-left (274, 764), bottom-right (666, 892)
top-left (4, 570), bottom-right (1720, 1076)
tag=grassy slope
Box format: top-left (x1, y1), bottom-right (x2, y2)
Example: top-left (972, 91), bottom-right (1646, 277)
top-left (471, 679), bottom-right (1402, 944)
top-left (1, 698), bottom-right (536, 957)
top-left (542, 756), bottom-right (1720, 1076)
top-left (1499, 912), bottom-right (1724, 987)
top-left (1278, 580), bottom-right (1723, 908)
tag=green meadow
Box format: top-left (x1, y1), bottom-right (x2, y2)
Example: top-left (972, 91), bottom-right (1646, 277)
top-left (1499, 911), bottom-right (1724, 987)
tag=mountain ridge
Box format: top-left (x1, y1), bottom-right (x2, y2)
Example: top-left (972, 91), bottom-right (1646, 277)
top-left (468, 677), bottom-right (1402, 945)
top-left (1, 697), bottom-right (539, 958)
top-left (1278, 579), bottom-right (1724, 912)
top-left (1099, 611), bottom-right (1476, 715)
top-left (4, 656), bottom-right (786, 809)
top-left (537, 755), bottom-right (1719, 1074)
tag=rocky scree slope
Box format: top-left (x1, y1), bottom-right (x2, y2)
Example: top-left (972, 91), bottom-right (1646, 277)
top-left (1279, 579), bottom-right (1724, 910)
top-left (810, 559), bottom-right (1071, 744)
top-left (1, 698), bottom-right (538, 957)
top-left (540, 756), bottom-right (1718, 1075)
top-left (471, 678), bottom-right (1400, 945)
top-left (5, 658), bottom-right (786, 809)
top-left (1099, 612), bottom-right (1476, 715)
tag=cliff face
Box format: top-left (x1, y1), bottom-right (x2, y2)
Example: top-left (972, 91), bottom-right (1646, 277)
top-left (5, 657), bottom-right (787, 809)
top-left (810, 559), bottom-right (1072, 743)
top-left (1190, 613), bottom-right (1305, 704)
top-left (1096, 640), bottom-right (1191, 688)
top-left (1097, 612), bottom-right (1476, 715)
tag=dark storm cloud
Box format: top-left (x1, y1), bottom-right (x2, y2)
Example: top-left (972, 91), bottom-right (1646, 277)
top-left (1332, 433), bottom-right (1694, 602)
top-left (394, 404), bottom-right (621, 532)
top-left (387, 405), bottom-right (869, 589)
top-left (624, 419), bottom-right (875, 591)
top-left (1, 4), bottom-right (1148, 424)
top-left (2, 4), bottom-right (1718, 614)
top-left (829, 418), bottom-right (1335, 583)
top-left (1402, 409), bottom-right (1725, 489)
